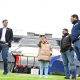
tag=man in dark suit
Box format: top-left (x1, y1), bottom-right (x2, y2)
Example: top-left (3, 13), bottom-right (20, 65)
top-left (0, 19), bottom-right (13, 75)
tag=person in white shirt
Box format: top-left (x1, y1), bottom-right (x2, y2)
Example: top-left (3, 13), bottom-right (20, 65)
top-left (0, 19), bottom-right (13, 75)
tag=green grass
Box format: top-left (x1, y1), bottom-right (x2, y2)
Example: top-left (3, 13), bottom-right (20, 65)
top-left (0, 70), bottom-right (80, 80)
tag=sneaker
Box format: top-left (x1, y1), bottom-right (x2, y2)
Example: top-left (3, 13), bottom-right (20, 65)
top-left (45, 76), bottom-right (48, 79)
top-left (65, 79), bottom-right (70, 80)
top-left (40, 76), bottom-right (42, 78)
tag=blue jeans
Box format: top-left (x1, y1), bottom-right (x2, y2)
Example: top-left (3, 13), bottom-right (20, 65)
top-left (39, 61), bottom-right (49, 76)
top-left (74, 40), bottom-right (80, 61)
top-left (61, 50), bottom-right (76, 79)
top-left (0, 43), bottom-right (9, 73)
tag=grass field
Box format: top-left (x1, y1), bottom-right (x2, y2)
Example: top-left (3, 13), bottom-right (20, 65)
top-left (0, 70), bottom-right (80, 80)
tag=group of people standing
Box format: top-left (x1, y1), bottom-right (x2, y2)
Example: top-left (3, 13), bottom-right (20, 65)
top-left (0, 14), bottom-right (80, 80)
top-left (60, 14), bottom-right (80, 80)
top-left (38, 14), bottom-right (80, 80)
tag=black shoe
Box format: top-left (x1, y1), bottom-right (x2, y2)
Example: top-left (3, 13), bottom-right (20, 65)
top-left (72, 78), bottom-right (76, 80)
top-left (64, 77), bottom-right (70, 80)
top-left (78, 74), bottom-right (80, 77)
top-left (3, 72), bottom-right (8, 75)
top-left (72, 77), bottom-right (76, 80)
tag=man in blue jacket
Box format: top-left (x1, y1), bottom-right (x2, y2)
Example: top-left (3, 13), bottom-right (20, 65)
top-left (71, 14), bottom-right (80, 61)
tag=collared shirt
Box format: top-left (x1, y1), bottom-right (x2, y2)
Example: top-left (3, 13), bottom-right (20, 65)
top-left (1, 27), bottom-right (7, 42)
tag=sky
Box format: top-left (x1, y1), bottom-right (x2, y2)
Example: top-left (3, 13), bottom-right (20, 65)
top-left (0, 0), bottom-right (80, 38)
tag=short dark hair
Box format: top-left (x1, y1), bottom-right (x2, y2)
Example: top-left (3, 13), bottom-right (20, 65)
top-left (71, 14), bottom-right (79, 20)
top-left (2, 19), bottom-right (8, 23)
top-left (63, 28), bottom-right (68, 32)
top-left (39, 35), bottom-right (45, 37)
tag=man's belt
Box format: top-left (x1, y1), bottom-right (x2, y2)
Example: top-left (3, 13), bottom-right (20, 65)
top-left (0, 41), bottom-right (6, 44)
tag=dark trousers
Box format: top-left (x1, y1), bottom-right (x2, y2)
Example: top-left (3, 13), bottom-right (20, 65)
top-left (0, 43), bottom-right (9, 73)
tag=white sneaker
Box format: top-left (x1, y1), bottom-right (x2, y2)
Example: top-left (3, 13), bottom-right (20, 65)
top-left (40, 76), bottom-right (42, 78)
top-left (45, 76), bottom-right (48, 79)
top-left (72, 79), bottom-right (76, 80)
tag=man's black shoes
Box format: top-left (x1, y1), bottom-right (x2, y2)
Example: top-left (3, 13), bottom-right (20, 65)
top-left (3, 72), bottom-right (8, 75)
